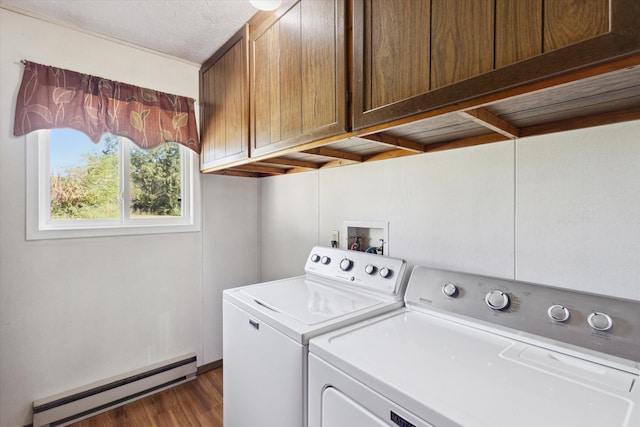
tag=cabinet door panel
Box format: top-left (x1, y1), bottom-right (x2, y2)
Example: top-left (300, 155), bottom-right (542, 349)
top-left (544, 0), bottom-right (609, 52)
top-left (253, 25), bottom-right (278, 149)
top-left (280, 3), bottom-right (303, 141)
top-left (495, 0), bottom-right (543, 68)
top-left (431, 0), bottom-right (494, 89)
top-left (367, 0), bottom-right (430, 111)
top-left (224, 41), bottom-right (245, 156)
top-left (200, 26), bottom-right (249, 170)
top-left (212, 59), bottom-right (226, 158)
top-left (251, 0), bottom-right (347, 157)
top-left (302, 0), bottom-right (338, 131)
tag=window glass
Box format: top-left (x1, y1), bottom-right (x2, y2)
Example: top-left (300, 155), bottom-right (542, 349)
top-left (130, 143), bottom-right (182, 218)
top-left (50, 130), bottom-right (119, 220)
top-left (26, 128), bottom-right (199, 240)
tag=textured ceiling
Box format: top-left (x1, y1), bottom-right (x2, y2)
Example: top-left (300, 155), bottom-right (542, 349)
top-left (0, 0), bottom-right (259, 64)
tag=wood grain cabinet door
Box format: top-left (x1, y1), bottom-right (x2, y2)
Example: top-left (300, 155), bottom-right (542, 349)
top-left (250, 0), bottom-right (348, 157)
top-left (200, 26), bottom-right (249, 171)
top-left (352, 0), bottom-right (638, 130)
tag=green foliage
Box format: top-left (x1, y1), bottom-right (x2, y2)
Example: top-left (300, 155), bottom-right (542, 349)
top-left (50, 138), bottom-right (119, 220)
top-left (130, 143), bottom-right (182, 217)
top-left (50, 137), bottom-right (181, 220)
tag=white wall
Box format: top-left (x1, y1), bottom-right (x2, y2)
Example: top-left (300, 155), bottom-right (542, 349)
top-left (515, 121), bottom-right (640, 298)
top-left (260, 121), bottom-right (640, 301)
top-left (319, 141), bottom-right (515, 278)
top-left (202, 175), bottom-right (259, 362)
top-left (260, 172), bottom-right (319, 280)
top-left (0, 9), bottom-right (258, 427)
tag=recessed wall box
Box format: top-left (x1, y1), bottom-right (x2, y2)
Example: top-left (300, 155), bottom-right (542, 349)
top-left (343, 220), bottom-right (389, 255)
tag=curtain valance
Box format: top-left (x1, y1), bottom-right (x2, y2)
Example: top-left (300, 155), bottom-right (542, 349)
top-left (14, 61), bottom-right (200, 154)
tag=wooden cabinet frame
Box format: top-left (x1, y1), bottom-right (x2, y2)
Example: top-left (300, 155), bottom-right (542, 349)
top-left (249, 0), bottom-right (349, 157)
top-left (351, 0), bottom-right (640, 130)
top-left (200, 25), bottom-right (250, 170)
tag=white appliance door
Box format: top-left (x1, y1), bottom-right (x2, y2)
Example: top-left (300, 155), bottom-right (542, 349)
top-left (322, 387), bottom-right (388, 427)
top-left (223, 300), bottom-right (305, 427)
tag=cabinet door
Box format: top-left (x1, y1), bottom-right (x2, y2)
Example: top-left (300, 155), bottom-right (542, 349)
top-left (352, 0), bottom-right (635, 130)
top-left (200, 26), bottom-right (249, 171)
top-left (543, 0), bottom-right (609, 51)
top-left (251, 0), bottom-right (347, 157)
top-left (355, 0), bottom-right (431, 118)
top-left (430, 0), bottom-right (494, 90)
top-left (495, 0), bottom-right (543, 68)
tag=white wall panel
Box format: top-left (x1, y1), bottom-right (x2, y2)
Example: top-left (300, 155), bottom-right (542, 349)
top-left (515, 121), bottom-right (640, 300)
top-left (318, 142), bottom-right (515, 278)
top-left (202, 175), bottom-right (259, 363)
top-left (260, 172), bottom-right (319, 281)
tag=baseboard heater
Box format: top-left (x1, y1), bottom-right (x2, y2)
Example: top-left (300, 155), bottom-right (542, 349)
top-left (32, 353), bottom-right (197, 427)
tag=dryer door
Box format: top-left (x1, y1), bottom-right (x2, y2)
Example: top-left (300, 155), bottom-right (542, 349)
top-left (322, 387), bottom-right (388, 427)
top-left (322, 387), bottom-right (432, 427)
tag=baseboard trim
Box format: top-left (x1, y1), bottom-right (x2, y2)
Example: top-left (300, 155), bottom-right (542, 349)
top-left (23, 357), bottom-right (220, 427)
top-left (197, 359), bottom-right (222, 375)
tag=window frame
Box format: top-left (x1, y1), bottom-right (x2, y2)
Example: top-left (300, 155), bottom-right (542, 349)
top-left (26, 130), bottom-right (201, 240)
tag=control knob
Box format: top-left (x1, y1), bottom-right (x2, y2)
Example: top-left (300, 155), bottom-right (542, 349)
top-left (379, 267), bottom-right (392, 278)
top-left (485, 290), bottom-right (510, 311)
top-left (587, 312), bottom-right (614, 331)
top-left (340, 258), bottom-right (353, 271)
top-left (442, 283), bottom-right (459, 298)
top-left (320, 256), bottom-right (331, 265)
top-left (311, 254), bottom-right (320, 263)
top-left (547, 305), bottom-right (570, 322)
top-left (365, 264), bottom-right (376, 275)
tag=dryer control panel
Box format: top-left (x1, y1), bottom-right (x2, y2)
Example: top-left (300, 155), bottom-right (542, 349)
top-left (405, 266), bottom-right (640, 365)
top-left (305, 246), bottom-right (407, 298)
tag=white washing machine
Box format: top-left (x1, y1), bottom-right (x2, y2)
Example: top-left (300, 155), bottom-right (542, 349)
top-left (222, 246), bottom-right (408, 427)
top-left (309, 266), bottom-right (640, 427)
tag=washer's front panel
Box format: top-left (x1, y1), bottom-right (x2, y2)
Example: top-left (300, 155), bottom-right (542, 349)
top-left (223, 300), bottom-right (305, 427)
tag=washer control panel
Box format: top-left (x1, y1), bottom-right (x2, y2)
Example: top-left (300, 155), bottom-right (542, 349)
top-left (405, 266), bottom-right (640, 363)
top-left (305, 246), bottom-right (407, 297)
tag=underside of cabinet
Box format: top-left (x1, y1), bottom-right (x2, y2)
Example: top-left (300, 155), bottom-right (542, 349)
top-left (204, 54), bottom-right (640, 177)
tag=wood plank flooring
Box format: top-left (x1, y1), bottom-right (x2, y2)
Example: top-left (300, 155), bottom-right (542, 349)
top-left (69, 368), bottom-right (223, 427)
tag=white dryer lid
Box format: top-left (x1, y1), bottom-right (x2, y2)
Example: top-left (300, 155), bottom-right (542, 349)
top-left (238, 277), bottom-right (386, 326)
top-left (310, 310), bottom-right (638, 427)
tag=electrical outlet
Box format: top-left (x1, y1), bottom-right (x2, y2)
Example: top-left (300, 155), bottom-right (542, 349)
top-left (331, 230), bottom-right (339, 242)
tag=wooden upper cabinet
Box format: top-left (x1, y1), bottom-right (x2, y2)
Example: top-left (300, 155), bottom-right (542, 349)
top-left (200, 25), bottom-right (249, 171)
top-left (250, 0), bottom-right (348, 157)
top-left (430, 0), bottom-right (494, 90)
top-left (360, 0), bottom-right (431, 113)
top-left (352, 0), bottom-right (638, 130)
top-left (495, 0), bottom-right (543, 68)
top-left (544, 0), bottom-right (609, 51)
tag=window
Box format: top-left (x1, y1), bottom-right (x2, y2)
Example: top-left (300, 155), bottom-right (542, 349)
top-left (27, 129), bottom-right (200, 239)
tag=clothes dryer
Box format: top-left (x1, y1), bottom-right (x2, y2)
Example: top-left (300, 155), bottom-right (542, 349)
top-left (309, 266), bottom-right (640, 427)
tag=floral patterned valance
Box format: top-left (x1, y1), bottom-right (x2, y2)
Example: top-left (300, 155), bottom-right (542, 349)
top-left (14, 61), bottom-right (200, 154)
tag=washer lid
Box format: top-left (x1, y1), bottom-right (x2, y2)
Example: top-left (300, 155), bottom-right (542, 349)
top-left (310, 310), bottom-right (638, 427)
top-left (238, 277), bottom-right (386, 326)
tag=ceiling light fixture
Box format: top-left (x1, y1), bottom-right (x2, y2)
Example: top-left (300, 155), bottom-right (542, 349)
top-left (249, 0), bottom-right (281, 11)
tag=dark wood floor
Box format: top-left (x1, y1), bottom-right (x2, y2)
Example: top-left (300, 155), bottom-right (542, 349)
top-left (69, 368), bottom-right (223, 427)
